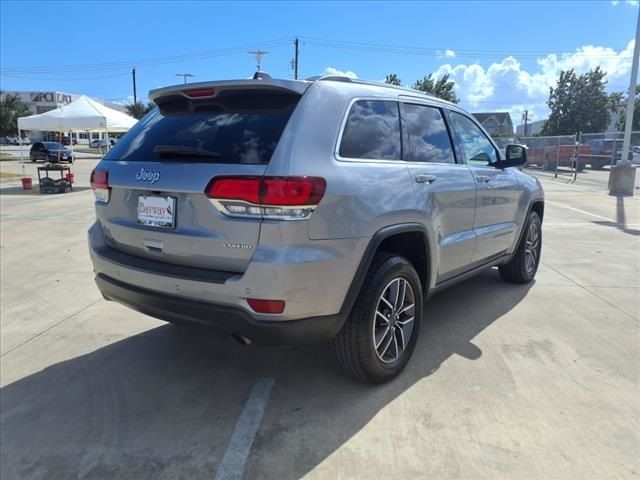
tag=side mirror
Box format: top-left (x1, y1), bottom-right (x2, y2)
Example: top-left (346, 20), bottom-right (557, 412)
top-left (496, 144), bottom-right (527, 168)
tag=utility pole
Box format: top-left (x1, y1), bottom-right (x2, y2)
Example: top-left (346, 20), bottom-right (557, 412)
top-left (132, 67), bottom-right (137, 105)
top-left (294, 38), bottom-right (299, 80)
top-left (248, 50), bottom-right (269, 72)
top-left (175, 73), bottom-right (195, 84)
top-left (522, 110), bottom-right (529, 136)
top-left (609, 8), bottom-right (639, 196)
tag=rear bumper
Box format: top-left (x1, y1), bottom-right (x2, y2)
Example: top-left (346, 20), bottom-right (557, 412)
top-left (88, 221), bottom-right (367, 321)
top-left (96, 274), bottom-right (346, 346)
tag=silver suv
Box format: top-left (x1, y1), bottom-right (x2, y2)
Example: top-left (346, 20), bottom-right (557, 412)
top-left (89, 75), bottom-right (544, 383)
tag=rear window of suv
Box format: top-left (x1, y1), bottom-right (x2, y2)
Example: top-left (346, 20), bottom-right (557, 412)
top-left (104, 91), bottom-right (299, 164)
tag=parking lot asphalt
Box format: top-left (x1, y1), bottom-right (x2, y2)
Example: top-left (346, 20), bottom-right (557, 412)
top-left (1, 159), bottom-right (639, 479)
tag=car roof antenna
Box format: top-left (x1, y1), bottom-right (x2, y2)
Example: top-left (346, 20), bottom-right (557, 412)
top-left (253, 71), bottom-right (272, 80)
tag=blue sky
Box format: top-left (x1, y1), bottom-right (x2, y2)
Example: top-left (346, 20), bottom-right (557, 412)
top-left (1, 0), bottom-right (637, 125)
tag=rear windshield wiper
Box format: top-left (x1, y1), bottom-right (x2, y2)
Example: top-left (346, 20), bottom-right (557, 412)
top-left (153, 145), bottom-right (221, 158)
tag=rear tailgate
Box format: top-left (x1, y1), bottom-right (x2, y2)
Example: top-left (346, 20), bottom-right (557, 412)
top-left (93, 81), bottom-right (307, 273)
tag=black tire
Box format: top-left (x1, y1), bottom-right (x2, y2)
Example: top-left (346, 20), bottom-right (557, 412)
top-left (332, 253), bottom-right (423, 384)
top-left (499, 211), bottom-right (542, 283)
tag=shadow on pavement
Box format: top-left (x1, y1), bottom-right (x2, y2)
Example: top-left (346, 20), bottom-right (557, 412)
top-left (593, 196), bottom-right (640, 236)
top-left (0, 269), bottom-right (533, 480)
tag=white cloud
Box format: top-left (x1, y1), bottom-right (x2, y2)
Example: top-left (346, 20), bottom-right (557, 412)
top-left (433, 39), bottom-right (634, 127)
top-left (611, 1), bottom-right (619, 5)
top-left (611, 0), bottom-right (639, 6)
top-left (436, 49), bottom-right (456, 58)
top-left (323, 67), bottom-right (358, 79)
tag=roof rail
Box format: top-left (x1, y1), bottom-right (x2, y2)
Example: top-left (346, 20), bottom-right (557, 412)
top-left (306, 75), bottom-right (353, 83)
top-left (304, 75), bottom-right (450, 104)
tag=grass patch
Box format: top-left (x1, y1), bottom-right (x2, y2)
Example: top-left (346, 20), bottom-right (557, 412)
top-left (0, 172), bottom-right (22, 179)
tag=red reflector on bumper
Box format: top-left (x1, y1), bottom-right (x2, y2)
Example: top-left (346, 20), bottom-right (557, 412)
top-left (247, 298), bottom-right (285, 314)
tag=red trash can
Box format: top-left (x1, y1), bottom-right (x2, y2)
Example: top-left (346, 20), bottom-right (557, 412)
top-left (65, 173), bottom-right (75, 184)
top-left (21, 177), bottom-right (32, 190)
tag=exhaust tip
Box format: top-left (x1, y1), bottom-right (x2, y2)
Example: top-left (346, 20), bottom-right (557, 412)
top-left (231, 333), bottom-right (252, 346)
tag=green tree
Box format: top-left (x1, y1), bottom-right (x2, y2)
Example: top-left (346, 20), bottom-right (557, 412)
top-left (615, 85), bottom-right (640, 132)
top-left (412, 73), bottom-right (459, 103)
top-left (385, 74), bottom-right (401, 86)
top-left (125, 101), bottom-right (155, 119)
top-left (541, 67), bottom-right (610, 136)
top-left (0, 91), bottom-right (31, 137)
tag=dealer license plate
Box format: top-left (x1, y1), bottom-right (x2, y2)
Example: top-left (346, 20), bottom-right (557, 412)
top-left (137, 195), bottom-right (176, 228)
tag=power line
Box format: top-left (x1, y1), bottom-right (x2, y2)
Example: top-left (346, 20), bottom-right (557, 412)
top-left (0, 71), bottom-right (131, 81)
top-left (0, 38), bottom-right (293, 75)
top-left (300, 36), bottom-right (632, 60)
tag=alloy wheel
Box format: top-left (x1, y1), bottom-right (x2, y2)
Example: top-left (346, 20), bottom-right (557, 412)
top-left (372, 277), bottom-right (415, 364)
top-left (524, 222), bottom-right (540, 274)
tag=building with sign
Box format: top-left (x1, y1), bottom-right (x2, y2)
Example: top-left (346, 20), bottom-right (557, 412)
top-left (2, 91), bottom-right (128, 145)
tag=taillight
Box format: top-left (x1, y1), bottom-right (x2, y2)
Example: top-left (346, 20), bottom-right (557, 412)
top-left (206, 176), bottom-right (326, 220)
top-left (209, 176), bottom-right (261, 204)
top-left (90, 168), bottom-right (110, 203)
top-left (262, 177), bottom-right (325, 206)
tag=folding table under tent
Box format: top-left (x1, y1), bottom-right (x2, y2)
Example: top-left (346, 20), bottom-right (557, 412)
top-left (16, 95), bottom-right (137, 178)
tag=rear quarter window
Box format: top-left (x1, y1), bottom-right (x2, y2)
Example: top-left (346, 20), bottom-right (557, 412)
top-left (104, 91), bottom-right (299, 164)
top-left (338, 100), bottom-right (401, 160)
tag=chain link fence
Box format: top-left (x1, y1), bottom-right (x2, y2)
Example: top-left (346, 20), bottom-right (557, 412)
top-left (518, 134), bottom-right (579, 179)
top-left (577, 131), bottom-right (640, 170)
top-left (514, 131), bottom-right (640, 188)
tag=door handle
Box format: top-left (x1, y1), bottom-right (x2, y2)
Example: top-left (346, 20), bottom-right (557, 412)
top-left (475, 175), bottom-right (491, 183)
top-left (415, 174), bottom-right (437, 184)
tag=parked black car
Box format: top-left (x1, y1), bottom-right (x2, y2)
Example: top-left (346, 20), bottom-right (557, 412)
top-left (29, 142), bottom-right (74, 163)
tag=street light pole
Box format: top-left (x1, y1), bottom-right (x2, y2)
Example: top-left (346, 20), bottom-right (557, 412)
top-left (621, 12), bottom-right (640, 166)
top-left (248, 50), bottom-right (269, 72)
top-left (609, 8), bottom-right (639, 196)
top-left (294, 38), bottom-right (299, 80)
top-left (175, 73), bottom-right (195, 84)
top-left (132, 67), bottom-right (137, 105)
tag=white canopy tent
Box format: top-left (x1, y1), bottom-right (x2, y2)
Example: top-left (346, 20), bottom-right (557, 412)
top-left (16, 95), bottom-right (137, 176)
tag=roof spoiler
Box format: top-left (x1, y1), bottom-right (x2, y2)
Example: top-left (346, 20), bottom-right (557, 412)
top-left (149, 77), bottom-right (310, 103)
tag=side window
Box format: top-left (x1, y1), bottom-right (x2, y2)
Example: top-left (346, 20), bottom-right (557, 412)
top-left (339, 100), bottom-right (401, 160)
top-left (403, 104), bottom-right (455, 163)
top-left (449, 112), bottom-right (498, 166)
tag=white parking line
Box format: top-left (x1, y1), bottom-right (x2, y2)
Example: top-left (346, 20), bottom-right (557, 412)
top-left (545, 200), bottom-right (616, 223)
top-left (214, 377), bottom-right (275, 480)
top-left (544, 222), bottom-right (640, 228)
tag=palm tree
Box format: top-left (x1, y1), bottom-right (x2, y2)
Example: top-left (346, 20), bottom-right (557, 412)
top-left (385, 74), bottom-right (401, 86)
